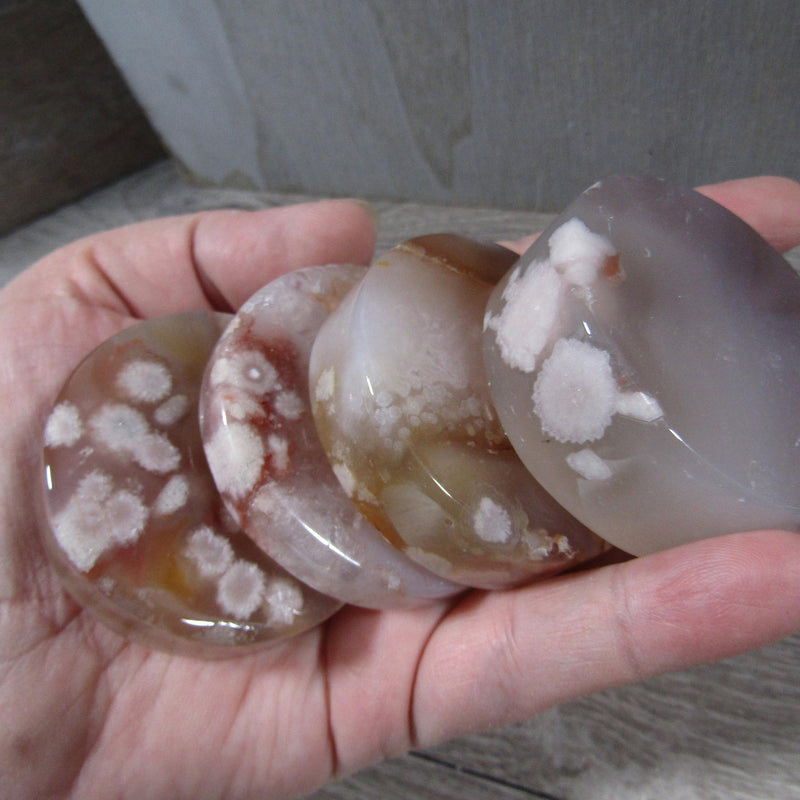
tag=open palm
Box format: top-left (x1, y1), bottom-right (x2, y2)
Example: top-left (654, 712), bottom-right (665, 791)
top-left (2, 182), bottom-right (800, 800)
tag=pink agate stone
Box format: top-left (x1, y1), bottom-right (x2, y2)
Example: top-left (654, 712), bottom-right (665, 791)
top-left (199, 265), bottom-right (462, 608)
top-left (309, 236), bottom-right (608, 589)
top-left (41, 312), bottom-right (341, 656)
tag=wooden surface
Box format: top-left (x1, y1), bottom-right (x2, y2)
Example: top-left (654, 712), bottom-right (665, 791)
top-left (0, 0), bottom-right (164, 234)
top-left (77, 0), bottom-right (799, 210)
top-left (2, 161), bottom-right (800, 800)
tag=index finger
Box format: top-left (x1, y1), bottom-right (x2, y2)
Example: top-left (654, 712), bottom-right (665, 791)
top-left (696, 175), bottom-right (800, 254)
top-left (20, 199), bottom-right (377, 319)
top-left (501, 176), bottom-right (800, 256)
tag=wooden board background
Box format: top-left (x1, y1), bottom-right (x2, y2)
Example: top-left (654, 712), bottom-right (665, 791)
top-left (0, 0), bottom-right (164, 234)
top-left (76, 0), bottom-right (799, 210)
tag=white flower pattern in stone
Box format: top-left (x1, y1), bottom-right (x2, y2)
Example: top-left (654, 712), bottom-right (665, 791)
top-left (116, 359), bottom-right (173, 403)
top-left (44, 402), bottom-right (84, 447)
top-left (53, 470), bottom-right (148, 571)
top-left (209, 349), bottom-right (280, 396)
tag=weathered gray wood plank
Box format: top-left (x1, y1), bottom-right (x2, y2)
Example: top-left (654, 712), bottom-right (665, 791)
top-left (3, 161), bottom-right (800, 800)
top-left (77, 1), bottom-right (799, 209)
top-left (0, 0), bottom-right (164, 234)
top-left (301, 751), bottom-right (561, 800)
top-left (305, 637), bottom-right (800, 800)
top-left (0, 160), bottom-right (553, 286)
top-left (429, 636), bottom-right (800, 800)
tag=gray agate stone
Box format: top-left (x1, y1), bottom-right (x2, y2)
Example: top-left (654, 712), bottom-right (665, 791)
top-left (483, 175), bottom-right (800, 556)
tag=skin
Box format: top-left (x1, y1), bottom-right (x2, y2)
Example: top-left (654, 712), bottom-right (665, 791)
top-left (1, 179), bottom-right (800, 799)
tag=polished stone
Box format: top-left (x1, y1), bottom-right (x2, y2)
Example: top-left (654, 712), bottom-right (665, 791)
top-left (484, 175), bottom-right (800, 555)
top-left (41, 312), bottom-right (341, 656)
top-left (309, 236), bottom-right (608, 589)
top-left (200, 265), bottom-right (462, 608)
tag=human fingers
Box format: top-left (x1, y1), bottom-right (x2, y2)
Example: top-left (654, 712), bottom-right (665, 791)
top-left (498, 233), bottom-right (538, 255)
top-left (501, 176), bottom-right (800, 257)
top-left (13, 199), bottom-right (376, 318)
top-left (696, 175), bottom-right (800, 253)
top-left (411, 529), bottom-right (800, 745)
top-left (0, 199), bottom-right (376, 598)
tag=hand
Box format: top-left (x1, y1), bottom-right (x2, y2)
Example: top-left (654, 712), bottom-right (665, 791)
top-left (1, 180), bottom-right (800, 800)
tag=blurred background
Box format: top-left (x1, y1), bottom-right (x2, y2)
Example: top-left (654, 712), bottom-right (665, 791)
top-left (3, 0), bottom-right (798, 234)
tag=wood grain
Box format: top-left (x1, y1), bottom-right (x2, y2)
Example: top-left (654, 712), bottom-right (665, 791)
top-left (77, 0), bottom-right (799, 210)
top-left (0, 0), bottom-right (164, 234)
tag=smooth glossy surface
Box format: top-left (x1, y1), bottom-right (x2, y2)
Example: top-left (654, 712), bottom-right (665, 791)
top-left (200, 265), bottom-right (462, 608)
top-left (310, 236), bottom-right (608, 588)
top-left (484, 175), bottom-right (800, 555)
top-left (41, 312), bottom-right (341, 656)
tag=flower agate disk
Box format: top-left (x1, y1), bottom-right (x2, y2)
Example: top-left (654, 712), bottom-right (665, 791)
top-left (41, 312), bottom-right (341, 656)
top-left (483, 175), bottom-right (800, 556)
top-left (200, 265), bottom-right (462, 608)
top-left (309, 236), bottom-right (608, 589)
